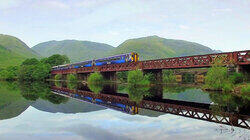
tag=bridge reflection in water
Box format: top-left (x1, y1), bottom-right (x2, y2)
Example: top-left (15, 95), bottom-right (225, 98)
top-left (51, 84), bottom-right (250, 129)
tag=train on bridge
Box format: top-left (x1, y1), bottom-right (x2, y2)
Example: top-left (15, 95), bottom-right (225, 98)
top-left (52, 52), bottom-right (139, 70)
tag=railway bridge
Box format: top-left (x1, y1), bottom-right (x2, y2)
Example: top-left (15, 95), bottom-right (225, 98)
top-left (51, 50), bottom-right (250, 82)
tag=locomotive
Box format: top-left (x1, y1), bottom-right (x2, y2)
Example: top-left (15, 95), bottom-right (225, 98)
top-left (52, 52), bottom-right (139, 70)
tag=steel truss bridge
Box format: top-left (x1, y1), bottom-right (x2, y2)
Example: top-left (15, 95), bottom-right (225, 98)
top-left (51, 50), bottom-right (250, 74)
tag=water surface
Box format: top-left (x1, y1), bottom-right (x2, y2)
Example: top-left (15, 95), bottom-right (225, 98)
top-left (0, 81), bottom-right (249, 140)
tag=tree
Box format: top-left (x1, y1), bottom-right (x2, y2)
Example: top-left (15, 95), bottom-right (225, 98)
top-left (18, 65), bottom-right (36, 81)
top-left (32, 63), bottom-right (51, 81)
top-left (43, 54), bottom-right (70, 66)
top-left (21, 58), bottom-right (39, 66)
top-left (127, 70), bottom-right (150, 86)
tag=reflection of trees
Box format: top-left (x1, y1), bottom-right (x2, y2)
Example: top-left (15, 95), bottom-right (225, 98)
top-left (127, 84), bottom-right (151, 103)
top-left (67, 81), bottom-right (77, 90)
top-left (44, 93), bottom-right (68, 104)
top-left (209, 92), bottom-right (250, 115)
top-left (88, 83), bottom-right (103, 94)
top-left (19, 82), bottom-right (69, 104)
top-left (55, 81), bottom-right (62, 87)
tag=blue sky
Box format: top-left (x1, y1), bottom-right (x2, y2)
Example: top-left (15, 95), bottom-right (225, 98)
top-left (0, 0), bottom-right (249, 51)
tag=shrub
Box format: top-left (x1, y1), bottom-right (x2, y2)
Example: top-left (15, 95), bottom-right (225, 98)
top-left (87, 72), bottom-right (104, 84)
top-left (55, 74), bottom-right (62, 80)
top-left (229, 72), bottom-right (244, 84)
top-left (241, 85), bottom-right (250, 94)
top-left (127, 70), bottom-right (150, 86)
top-left (117, 71), bottom-right (128, 83)
top-left (205, 64), bottom-right (228, 90)
top-left (222, 81), bottom-right (233, 93)
top-left (163, 70), bottom-right (176, 83)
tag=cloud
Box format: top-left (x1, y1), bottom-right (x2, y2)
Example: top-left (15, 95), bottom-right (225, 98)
top-left (213, 8), bottom-right (232, 13)
top-left (0, 0), bottom-right (25, 9)
top-left (32, 0), bottom-right (70, 10)
top-left (179, 25), bottom-right (190, 30)
top-left (74, 0), bottom-right (113, 8)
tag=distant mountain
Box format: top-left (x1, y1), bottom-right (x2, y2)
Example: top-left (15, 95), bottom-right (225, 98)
top-left (0, 34), bottom-right (39, 68)
top-left (110, 36), bottom-right (217, 60)
top-left (32, 36), bottom-right (218, 62)
top-left (32, 40), bottom-right (114, 62)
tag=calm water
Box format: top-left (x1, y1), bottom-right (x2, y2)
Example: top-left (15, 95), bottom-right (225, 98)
top-left (0, 81), bottom-right (249, 140)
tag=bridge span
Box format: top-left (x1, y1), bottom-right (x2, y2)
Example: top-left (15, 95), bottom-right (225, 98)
top-left (51, 50), bottom-right (249, 82)
top-left (51, 50), bottom-right (249, 74)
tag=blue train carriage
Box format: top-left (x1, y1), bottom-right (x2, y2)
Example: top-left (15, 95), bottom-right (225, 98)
top-left (71, 60), bottom-right (93, 68)
top-left (94, 52), bottom-right (139, 66)
top-left (52, 52), bottom-right (139, 70)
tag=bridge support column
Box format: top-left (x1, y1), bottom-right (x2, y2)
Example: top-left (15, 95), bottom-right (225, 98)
top-left (143, 69), bottom-right (163, 83)
top-left (101, 71), bottom-right (117, 81)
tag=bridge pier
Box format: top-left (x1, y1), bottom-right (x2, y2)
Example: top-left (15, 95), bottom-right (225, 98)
top-left (143, 69), bottom-right (162, 83)
top-left (101, 71), bottom-right (117, 81)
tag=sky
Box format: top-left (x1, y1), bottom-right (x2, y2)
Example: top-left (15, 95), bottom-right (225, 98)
top-left (0, 0), bottom-right (250, 51)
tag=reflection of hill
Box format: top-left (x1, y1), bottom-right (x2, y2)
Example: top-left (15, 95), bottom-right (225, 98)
top-left (138, 108), bottom-right (165, 117)
top-left (32, 98), bottom-right (106, 114)
top-left (0, 99), bottom-right (32, 120)
top-left (0, 82), bottom-right (33, 120)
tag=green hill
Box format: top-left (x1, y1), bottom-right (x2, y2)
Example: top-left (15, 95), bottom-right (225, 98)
top-left (32, 36), bottom-right (217, 62)
top-left (110, 36), bottom-right (216, 60)
top-left (0, 34), bottom-right (39, 68)
top-left (32, 40), bottom-right (114, 62)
